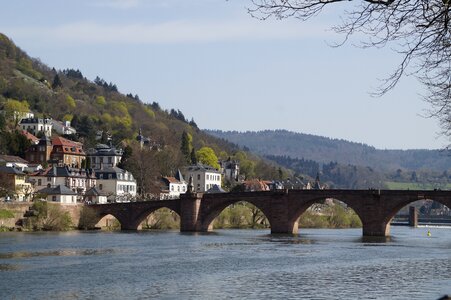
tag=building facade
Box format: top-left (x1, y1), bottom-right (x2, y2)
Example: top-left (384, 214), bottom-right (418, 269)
top-left (86, 144), bottom-right (123, 170)
top-left (20, 117), bottom-right (52, 137)
top-left (0, 166), bottom-right (32, 201)
top-left (25, 136), bottom-right (53, 165)
top-left (182, 164), bottom-right (222, 192)
top-left (95, 167), bottom-right (137, 202)
top-left (50, 136), bottom-right (86, 168)
top-left (52, 120), bottom-right (77, 135)
top-left (160, 170), bottom-right (187, 199)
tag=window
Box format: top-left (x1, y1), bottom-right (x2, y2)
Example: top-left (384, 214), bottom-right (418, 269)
top-left (47, 177), bottom-right (51, 182)
top-left (197, 174), bottom-right (200, 180)
top-left (99, 184), bottom-right (103, 190)
top-left (38, 179), bottom-right (42, 186)
top-left (171, 185), bottom-right (174, 191)
top-left (108, 157), bottom-right (112, 164)
top-left (108, 174), bottom-right (112, 179)
top-left (52, 196), bottom-right (57, 202)
top-left (177, 186), bottom-right (180, 192)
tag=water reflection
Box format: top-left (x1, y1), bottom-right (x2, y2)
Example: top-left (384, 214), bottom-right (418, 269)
top-left (0, 248), bottom-right (116, 259)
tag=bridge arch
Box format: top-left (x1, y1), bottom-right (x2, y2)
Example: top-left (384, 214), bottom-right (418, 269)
top-left (383, 197), bottom-right (451, 227)
top-left (138, 207), bottom-right (181, 230)
top-left (200, 198), bottom-right (272, 232)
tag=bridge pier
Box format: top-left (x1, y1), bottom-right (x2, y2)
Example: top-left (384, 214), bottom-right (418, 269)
top-left (180, 192), bottom-right (203, 232)
top-left (362, 220), bottom-right (390, 237)
top-left (409, 206), bottom-right (418, 227)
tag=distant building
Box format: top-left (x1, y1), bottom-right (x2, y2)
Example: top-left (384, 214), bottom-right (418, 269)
top-left (0, 155), bottom-right (29, 171)
top-left (52, 120), bottom-right (76, 135)
top-left (84, 186), bottom-right (108, 204)
top-left (0, 166), bottom-right (32, 201)
top-left (136, 128), bottom-right (160, 150)
top-left (19, 117), bottom-right (52, 137)
top-left (30, 166), bottom-right (96, 197)
top-left (181, 164), bottom-right (222, 192)
top-left (94, 167), bottom-right (137, 202)
top-left (160, 170), bottom-right (187, 199)
top-left (219, 158), bottom-right (240, 182)
top-left (25, 136), bottom-right (53, 165)
top-left (37, 185), bottom-right (77, 204)
top-left (50, 136), bottom-right (85, 168)
top-left (21, 130), bottom-right (39, 144)
top-left (86, 144), bottom-right (123, 170)
top-left (242, 179), bottom-right (271, 192)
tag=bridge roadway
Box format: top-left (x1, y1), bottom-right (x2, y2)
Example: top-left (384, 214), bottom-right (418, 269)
top-left (88, 189), bottom-right (451, 237)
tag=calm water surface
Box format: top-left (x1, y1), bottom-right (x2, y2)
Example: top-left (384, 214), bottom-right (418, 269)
top-left (1, 227), bottom-right (451, 299)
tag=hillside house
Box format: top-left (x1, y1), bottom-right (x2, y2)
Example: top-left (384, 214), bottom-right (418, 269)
top-left (0, 166), bottom-right (32, 201)
top-left (94, 167), bottom-right (137, 202)
top-left (84, 186), bottom-right (108, 204)
top-left (0, 155), bottom-right (29, 171)
top-left (30, 166), bottom-right (96, 197)
top-left (160, 170), bottom-right (187, 199)
top-left (86, 144), bottom-right (123, 170)
top-left (50, 136), bottom-right (85, 168)
top-left (37, 185), bottom-right (77, 204)
top-left (182, 164), bottom-right (222, 192)
top-left (219, 158), bottom-right (240, 182)
top-left (20, 117), bottom-right (52, 137)
top-left (25, 135), bottom-right (53, 165)
top-left (52, 120), bottom-right (77, 135)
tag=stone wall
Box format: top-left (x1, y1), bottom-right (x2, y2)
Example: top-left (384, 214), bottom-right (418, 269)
top-left (0, 202), bottom-right (83, 229)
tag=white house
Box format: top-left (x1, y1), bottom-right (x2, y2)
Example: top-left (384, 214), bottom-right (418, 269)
top-left (19, 117), bottom-right (53, 137)
top-left (160, 170), bottom-right (187, 199)
top-left (30, 166), bottom-right (96, 197)
top-left (52, 120), bottom-right (76, 135)
top-left (219, 158), bottom-right (240, 182)
top-left (86, 144), bottom-right (123, 170)
top-left (95, 167), bottom-right (137, 202)
top-left (0, 155), bottom-right (29, 171)
top-left (37, 185), bottom-right (78, 204)
top-left (84, 186), bottom-right (108, 204)
top-left (182, 164), bottom-right (222, 193)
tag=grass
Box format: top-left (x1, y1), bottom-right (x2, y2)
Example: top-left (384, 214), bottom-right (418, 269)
top-left (385, 181), bottom-right (451, 190)
top-left (0, 209), bottom-right (15, 219)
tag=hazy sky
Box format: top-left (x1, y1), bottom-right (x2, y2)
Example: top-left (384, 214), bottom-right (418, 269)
top-left (0, 0), bottom-right (447, 150)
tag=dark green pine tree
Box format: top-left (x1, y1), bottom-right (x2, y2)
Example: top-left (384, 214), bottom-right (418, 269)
top-left (180, 131), bottom-right (192, 164)
top-left (190, 148), bottom-right (197, 165)
top-left (51, 74), bottom-right (62, 89)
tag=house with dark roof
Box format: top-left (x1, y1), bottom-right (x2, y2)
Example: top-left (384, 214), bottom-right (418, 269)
top-left (19, 117), bottom-right (52, 137)
top-left (30, 166), bottom-right (96, 198)
top-left (25, 135), bottom-right (53, 165)
top-left (37, 185), bottom-right (77, 204)
top-left (94, 167), bottom-right (137, 202)
top-left (160, 170), bottom-right (187, 199)
top-left (86, 144), bottom-right (123, 170)
top-left (219, 158), bottom-right (240, 182)
top-left (181, 163), bottom-right (222, 192)
top-left (0, 155), bottom-right (29, 171)
top-left (0, 166), bottom-right (32, 201)
top-left (84, 186), bottom-right (108, 204)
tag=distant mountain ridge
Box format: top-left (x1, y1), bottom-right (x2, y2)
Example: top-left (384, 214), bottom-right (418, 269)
top-left (206, 130), bottom-right (451, 172)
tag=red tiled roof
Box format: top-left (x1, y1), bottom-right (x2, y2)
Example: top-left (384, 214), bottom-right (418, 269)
top-left (51, 136), bottom-right (83, 147)
top-left (21, 130), bottom-right (39, 143)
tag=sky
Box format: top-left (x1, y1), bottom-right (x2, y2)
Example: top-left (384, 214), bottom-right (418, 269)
top-left (0, 0), bottom-right (448, 150)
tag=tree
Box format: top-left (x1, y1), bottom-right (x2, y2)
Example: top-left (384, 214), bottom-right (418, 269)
top-left (51, 74), bottom-right (62, 89)
top-left (180, 131), bottom-right (193, 164)
top-left (196, 147), bottom-right (220, 169)
top-left (250, 0), bottom-right (451, 141)
top-left (3, 99), bottom-right (29, 126)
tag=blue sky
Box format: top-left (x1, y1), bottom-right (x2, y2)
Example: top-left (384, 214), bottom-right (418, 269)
top-left (0, 0), bottom-right (447, 149)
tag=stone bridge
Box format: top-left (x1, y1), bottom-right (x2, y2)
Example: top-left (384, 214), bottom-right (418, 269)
top-left (88, 189), bottom-right (451, 236)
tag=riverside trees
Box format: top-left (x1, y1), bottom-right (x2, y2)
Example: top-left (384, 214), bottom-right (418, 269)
top-left (250, 0), bottom-right (451, 142)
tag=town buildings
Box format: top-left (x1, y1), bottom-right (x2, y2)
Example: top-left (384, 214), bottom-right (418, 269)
top-left (25, 136), bottom-right (53, 166)
top-left (94, 167), bottom-right (137, 201)
top-left (182, 164), bottom-right (222, 192)
top-left (0, 166), bottom-right (32, 201)
top-left (50, 137), bottom-right (85, 168)
top-left (160, 170), bottom-right (187, 199)
top-left (86, 144), bottom-right (123, 170)
top-left (20, 117), bottom-right (52, 137)
top-left (52, 120), bottom-right (77, 135)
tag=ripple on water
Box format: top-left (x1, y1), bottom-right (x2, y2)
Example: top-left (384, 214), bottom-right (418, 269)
top-left (0, 248), bottom-right (116, 259)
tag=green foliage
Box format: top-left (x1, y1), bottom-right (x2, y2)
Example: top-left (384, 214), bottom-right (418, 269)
top-left (62, 114), bottom-right (73, 122)
top-left (3, 99), bottom-right (30, 124)
top-left (196, 146), bottom-right (220, 169)
top-left (0, 130), bottom-right (31, 157)
top-left (233, 151), bottom-right (256, 179)
top-left (52, 74), bottom-right (62, 89)
top-left (78, 206), bottom-right (98, 230)
top-left (66, 95), bottom-right (76, 109)
top-left (385, 181), bottom-right (451, 190)
top-left (180, 131), bottom-right (193, 164)
top-left (0, 209), bottom-right (15, 219)
top-left (95, 95), bottom-right (106, 106)
top-left (298, 204), bottom-right (362, 229)
top-left (25, 201), bottom-right (73, 231)
top-left (213, 202), bottom-right (269, 229)
top-left (141, 208), bottom-right (180, 230)
top-left (143, 106), bottom-right (155, 119)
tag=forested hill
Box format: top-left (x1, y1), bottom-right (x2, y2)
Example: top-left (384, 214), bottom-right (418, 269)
top-left (0, 33), bottom-right (285, 182)
top-left (206, 130), bottom-right (451, 172)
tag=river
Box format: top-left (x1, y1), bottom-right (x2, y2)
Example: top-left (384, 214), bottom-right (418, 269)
top-left (1, 227), bottom-right (450, 299)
